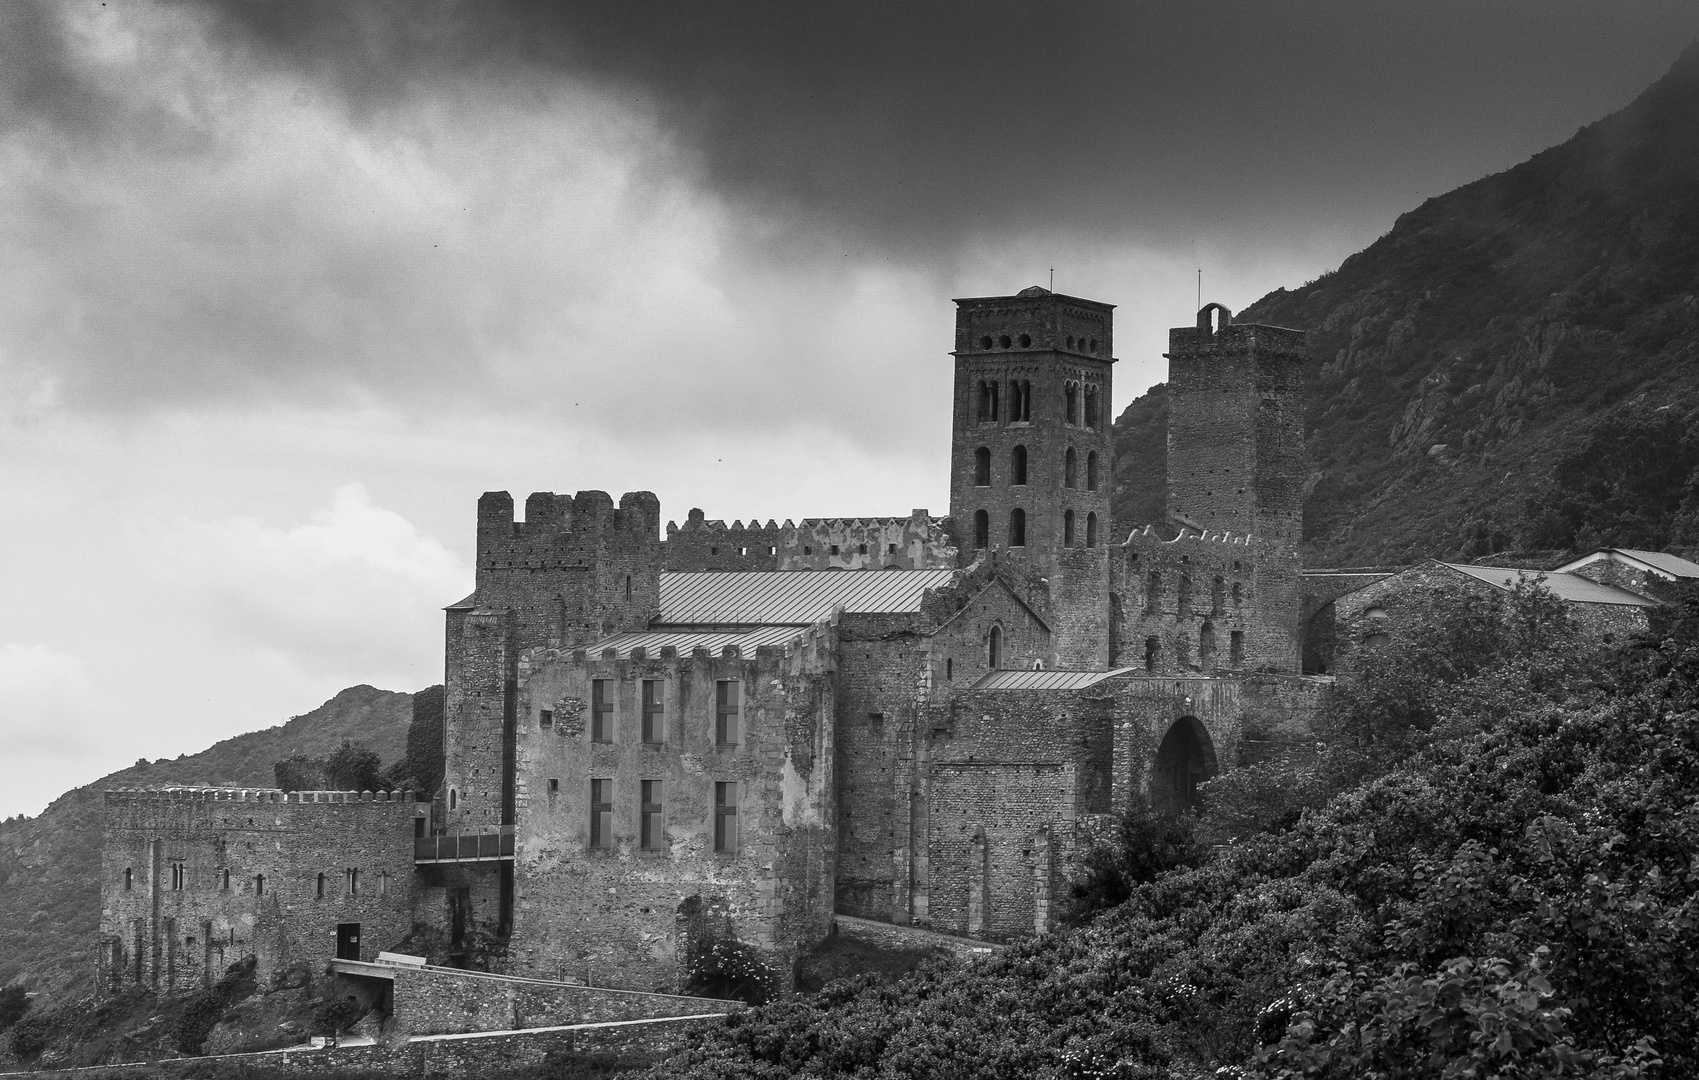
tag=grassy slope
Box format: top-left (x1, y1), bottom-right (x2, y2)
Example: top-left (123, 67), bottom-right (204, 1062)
top-left (1113, 42), bottom-right (1699, 567)
top-left (0, 685), bottom-right (412, 1002)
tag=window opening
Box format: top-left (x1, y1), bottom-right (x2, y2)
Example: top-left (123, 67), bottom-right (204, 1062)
top-left (1232, 582), bottom-right (1243, 608)
top-left (641, 680), bottom-right (664, 745)
top-left (221, 868), bottom-right (231, 891)
top-left (1144, 636), bottom-right (1160, 672)
top-left (1011, 379), bottom-right (1032, 421)
top-left (1018, 333), bottom-right (1031, 348)
top-left (1065, 382), bottom-right (1078, 424)
top-left (977, 380), bottom-right (999, 423)
top-left (316, 872), bottom-right (326, 900)
top-left (346, 868), bottom-right (359, 897)
top-left (1011, 445), bottom-right (1028, 485)
top-left (124, 867), bottom-right (133, 892)
top-left (255, 874), bottom-right (264, 896)
top-left (973, 509), bottom-right (989, 549)
top-left (539, 709), bottom-right (553, 730)
top-left (1086, 512), bottom-right (1097, 547)
top-left (1230, 631), bottom-right (1244, 666)
top-left (1064, 509), bottom-right (1075, 547)
top-left (590, 779), bottom-right (613, 849)
top-left (1085, 386), bottom-right (1100, 429)
top-left (548, 777), bottom-right (560, 797)
top-left (714, 782), bottom-right (739, 853)
top-left (974, 446), bottom-right (991, 485)
top-left (988, 625), bottom-right (1002, 670)
top-left (1008, 508), bottom-right (1026, 547)
top-left (1064, 447), bottom-right (1076, 488)
top-left (641, 780), bottom-right (664, 851)
top-left (945, 657), bottom-right (953, 681)
top-left (591, 679), bottom-right (614, 743)
top-left (715, 680), bottom-right (740, 746)
top-left (171, 862), bottom-right (185, 891)
top-left (1086, 451), bottom-right (1099, 491)
top-left (1212, 577), bottom-right (1225, 614)
top-left (1199, 622), bottom-right (1217, 669)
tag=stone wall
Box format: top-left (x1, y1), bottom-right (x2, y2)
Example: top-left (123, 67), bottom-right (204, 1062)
top-left (662, 508), bottom-right (956, 572)
top-left (1101, 676), bottom-right (1241, 813)
top-left (1111, 529), bottom-right (1282, 674)
top-left (506, 627), bottom-right (836, 991)
top-left (99, 788), bottom-right (421, 992)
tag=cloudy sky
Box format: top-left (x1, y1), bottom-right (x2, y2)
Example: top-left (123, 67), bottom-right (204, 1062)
top-left (2, 0), bottom-right (1696, 817)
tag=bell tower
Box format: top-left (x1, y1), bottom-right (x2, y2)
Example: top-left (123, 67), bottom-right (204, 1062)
top-left (948, 286), bottom-right (1114, 669)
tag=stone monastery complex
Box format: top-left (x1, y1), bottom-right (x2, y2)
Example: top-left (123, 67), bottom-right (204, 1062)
top-left (98, 288), bottom-right (1699, 1006)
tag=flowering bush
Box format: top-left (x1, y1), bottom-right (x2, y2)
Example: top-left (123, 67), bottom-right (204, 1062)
top-left (684, 934), bottom-right (779, 1006)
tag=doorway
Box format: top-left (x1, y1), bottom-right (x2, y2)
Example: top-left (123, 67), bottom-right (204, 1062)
top-left (1152, 717), bottom-right (1218, 814)
top-left (335, 923), bottom-right (362, 961)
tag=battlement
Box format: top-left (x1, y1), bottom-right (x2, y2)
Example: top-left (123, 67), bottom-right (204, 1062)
top-left (1120, 524), bottom-right (1253, 548)
top-left (104, 786), bottom-right (418, 804)
top-left (478, 490), bottom-right (661, 563)
top-left (1167, 305), bottom-right (1306, 359)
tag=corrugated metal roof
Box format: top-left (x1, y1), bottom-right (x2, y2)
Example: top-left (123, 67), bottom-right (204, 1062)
top-left (1616, 549), bottom-right (1699, 579)
top-left (968, 667), bottom-right (1140, 691)
top-left (658, 569), bottom-right (958, 626)
top-left (1441, 564), bottom-right (1658, 607)
top-left (584, 626), bottom-right (804, 659)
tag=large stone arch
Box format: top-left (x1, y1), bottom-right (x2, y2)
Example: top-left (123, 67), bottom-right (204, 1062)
top-left (1151, 715), bottom-right (1218, 814)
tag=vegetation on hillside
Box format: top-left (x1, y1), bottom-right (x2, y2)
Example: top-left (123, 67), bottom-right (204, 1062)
top-left (0, 685), bottom-right (413, 1003)
top-left (640, 582), bottom-right (1699, 1078)
top-left (1111, 42), bottom-right (1699, 568)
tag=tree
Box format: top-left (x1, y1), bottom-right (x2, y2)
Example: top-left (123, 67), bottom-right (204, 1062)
top-left (384, 685), bottom-right (445, 796)
top-left (0, 985), bottom-right (28, 1032)
top-left (272, 754), bottom-right (325, 792)
top-left (324, 741), bottom-right (384, 792)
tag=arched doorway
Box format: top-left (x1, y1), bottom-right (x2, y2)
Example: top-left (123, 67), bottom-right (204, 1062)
top-left (1152, 717), bottom-right (1218, 814)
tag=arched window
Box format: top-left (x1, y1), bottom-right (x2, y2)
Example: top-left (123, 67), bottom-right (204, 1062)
top-left (1010, 380), bottom-right (1032, 422)
top-left (1064, 383), bottom-right (1078, 424)
top-left (973, 509), bottom-right (989, 549)
top-left (625, 575), bottom-right (632, 600)
top-left (1008, 508), bottom-right (1026, 547)
top-left (1084, 386), bottom-right (1101, 430)
top-left (977, 380), bottom-right (1000, 423)
top-left (1064, 447), bottom-right (1076, 488)
top-left (316, 872), bottom-right (326, 900)
top-left (1144, 636), bottom-right (1160, 672)
top-left (1011, 445), bottom-right (1028, 485)
top-left (974, 446), bottom-right (991, 486)
top-left (221, 868), bottom-right (231, 891)
top-left (1085, 512), bottom-right (1097, 548)
top-left (254, 874), bottom-right (264, 897)
top-left (123, 867), bottom-right (132, 892)
top-left (987, 626), bottom-right (1002, 670)
top-left (1063, 509), bottom-right (1075, 546)
top-left (448, 788), bottom-right (457, 810)
top-left (1086, 452), bottom-right (1099, 491)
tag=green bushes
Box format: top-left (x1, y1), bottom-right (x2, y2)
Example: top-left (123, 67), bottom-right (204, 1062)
top-left (173, 956), bottom-right (257, 1055)
top-left (639, 585), bottom-right (1699, 1078)
top-left (0, 984), bottom-right (28, 1031)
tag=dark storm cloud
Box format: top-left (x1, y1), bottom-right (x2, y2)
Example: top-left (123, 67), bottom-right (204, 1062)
top-left (184, 0), bottom-right (1699, 255)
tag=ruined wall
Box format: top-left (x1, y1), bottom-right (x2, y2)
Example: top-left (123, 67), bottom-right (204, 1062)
top-left (507, 630), bottom-right (835, 992)
top-left (663, 509), bottom-right (957, 572)
top-left (1110, 529), bottom-right (1281, 675)
top-left (99, 789), bottom-right (420, 992)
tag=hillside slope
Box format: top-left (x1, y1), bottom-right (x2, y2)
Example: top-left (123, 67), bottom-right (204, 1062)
top-left (1115, 42), bottom-right (1699, 566)
top-left (0, 685), bottom-right (412, 1002)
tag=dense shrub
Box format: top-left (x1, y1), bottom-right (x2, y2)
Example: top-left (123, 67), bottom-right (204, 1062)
top-left (638, 584), bottom-right (1699, 1078)
top-left (684, 935), bottom-right (780, 1006)
top-left (173, 957), bottom-right (257, 1055)
top-left (0, 984), bottom-right (27, 1032)
top-left (7, 1011), bottom-right (54, 1059)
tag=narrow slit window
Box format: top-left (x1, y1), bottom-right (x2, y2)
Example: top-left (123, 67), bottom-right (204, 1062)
top-left (714, 782), bottom-right (739, 853)
top-left (641, 680), bottom-right (664, 745)
top-left (716, 680), bottom-right (740, 746)
top-left (591, 679), bottom-right (614, 743)
top-left (640, 780), bottom-right (664, 852)
top-left (590, 779), bottom-right (613, 849)
top-left (988, 625), bottom-right (1002, 670)
top-left (346, 868), bottom-right (359, 897)
top-left (123, 867), bottom-right (133, 892)
top-left (316, 872), bottom-right (326, 900)
top-left (255, 874), bottom-right (265, 896)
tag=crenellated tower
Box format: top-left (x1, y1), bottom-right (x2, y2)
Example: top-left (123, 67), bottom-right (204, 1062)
top-left (948, 286), bottom-right (1115, 668)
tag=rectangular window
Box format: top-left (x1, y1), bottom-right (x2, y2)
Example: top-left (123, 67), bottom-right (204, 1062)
top-left (589, 779), bottom-right (613, 849)
top-left (641, 680), bottom-right (664, 745)
top-left (640, 780), bottom-right (664, 852)
top-left (170, 862), bottom-right (185, 891)
top-left (1230, 630), bottom-right (1245, 666)
top-left (714, 782), bottom-right (738, 853)
top-left (715, 680), bottom-right (740, 746)
top-left (539, 709), bottom-right (553, 730)
top-left (346, 868), bottom-right (359, 897)
top-left (591, 680), bottom-right (614, 743)
top-left (548, 777), bottom-right (560, 799)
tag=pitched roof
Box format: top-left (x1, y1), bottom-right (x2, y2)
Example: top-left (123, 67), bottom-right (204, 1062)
top-left (657, 569), bottom-right (958, 626)
top-left (583, 625), bottom-right (804, 659)
top-left (1613, 549), bottom-right (1699, 579)
top-left (968, 667), bottom-right (1140, 691)
top-left (1440, 564), bottom-right (1658, 607)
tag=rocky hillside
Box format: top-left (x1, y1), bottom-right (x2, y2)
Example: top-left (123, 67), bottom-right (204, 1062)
top-left (1114, 41), bottom-right (1699, 568)
top-left (0, 686), bottom-right (413, 1003)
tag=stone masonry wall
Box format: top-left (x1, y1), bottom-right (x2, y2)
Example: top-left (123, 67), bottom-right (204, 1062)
top-left (507, 628), bottom-right (836, 992)
top-left (100, 789), bottom-right (421, 992)
top-left (1111, 529), bottom-right (1277, 674)
top-left (663, 508), bottom-right (956, 572)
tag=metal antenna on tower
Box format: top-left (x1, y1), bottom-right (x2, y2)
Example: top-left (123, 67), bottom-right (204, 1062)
top-left (1049, 267), bottom-right (1054, 291)
top-left (1197, 268), bottom-right (1202, 310)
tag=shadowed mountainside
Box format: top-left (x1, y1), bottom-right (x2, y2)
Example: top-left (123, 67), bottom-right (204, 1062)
top-left (0, 686), bottom-right (412, 1002)
top-left (1114, 42), bottom-right (1699, 567)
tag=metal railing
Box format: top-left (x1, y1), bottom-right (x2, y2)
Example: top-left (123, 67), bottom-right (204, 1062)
top-left (414, 825), bottom-right (515, 864)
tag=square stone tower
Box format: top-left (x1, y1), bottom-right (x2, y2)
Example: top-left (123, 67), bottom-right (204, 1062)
top-left (949, 286), bottom-right (1114, 669)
